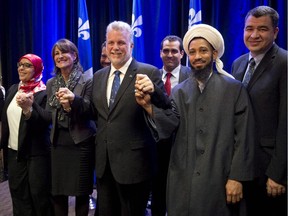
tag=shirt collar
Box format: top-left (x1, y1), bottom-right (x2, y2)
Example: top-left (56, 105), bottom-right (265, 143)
top-left (249, 43), bottom-right (273, 66)
top-left (109, 57), bottom-right (133, 77)
top-left (163, 64), bottom-right (181, 77)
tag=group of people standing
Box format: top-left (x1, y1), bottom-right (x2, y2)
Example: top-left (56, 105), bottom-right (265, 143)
top-left (0, 5), bottom-right (286, 216)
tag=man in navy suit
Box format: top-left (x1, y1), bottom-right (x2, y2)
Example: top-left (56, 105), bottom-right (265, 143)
top-left (231, 6), bottom-right (287, 216)
top-left (151, 35), bottom-right (191, 216)
top-left (91, 21), bottom-right (170, 216)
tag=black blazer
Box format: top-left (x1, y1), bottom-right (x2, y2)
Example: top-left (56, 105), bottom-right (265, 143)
top-left (1, 84), bottom-right (50, 160)
top-left (45, 73), bottom-right (96, 145)
top-left (92, 59), bottom-right (170, 184)
top-left (231, 44), bottom-right (287, 185)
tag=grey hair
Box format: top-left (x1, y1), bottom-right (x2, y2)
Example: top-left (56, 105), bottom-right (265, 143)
top-left (106, 21), bottom-right (134, 43)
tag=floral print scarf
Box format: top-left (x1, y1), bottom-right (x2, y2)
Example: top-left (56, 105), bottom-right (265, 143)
top-left (48, 67), bottom-right (82, 109)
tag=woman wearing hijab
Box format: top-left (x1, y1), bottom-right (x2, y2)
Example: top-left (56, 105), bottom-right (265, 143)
top-left (45, 38), bottom-right (95, 216)
top-left (0, 54), bottom-right (52, 216)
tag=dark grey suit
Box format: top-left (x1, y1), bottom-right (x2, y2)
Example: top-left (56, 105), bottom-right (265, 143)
top-left (151, 65), bottom-right (191, 216)
top-left (91, 59), bottom-right (170, 215)
top-left (231, 43), bottom-right (287, 216)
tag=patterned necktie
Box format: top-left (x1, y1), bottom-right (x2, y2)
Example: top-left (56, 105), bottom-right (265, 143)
top-left (242, 58), bottom-right (256, 87)
top-left (164, 72), bottom-right (172, 96)
top-left (109, 70), bottom-right (121, 107)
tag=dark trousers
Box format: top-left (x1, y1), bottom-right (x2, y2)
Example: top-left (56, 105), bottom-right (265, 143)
top-left (244, 177), bottom-right (287, 216)
top-left (95, 161), bottom-right (150, 216)
top-left (7, 149), bottom-right (53, 216)
top-left (151, 140), bottom-right (172, 216)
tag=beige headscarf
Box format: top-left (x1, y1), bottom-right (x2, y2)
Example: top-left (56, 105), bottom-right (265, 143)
top-left (183, 24), bottom-right (234, 79)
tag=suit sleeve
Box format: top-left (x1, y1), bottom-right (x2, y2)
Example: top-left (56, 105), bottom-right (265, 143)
top-left (152, 99), bottom-right (179, 141)
top-left (149, 67), bottom-right (171, 109)
top-left (229, 86), bottom-right (255, 181)
top-left (265, 61), bottom-right (287, 185)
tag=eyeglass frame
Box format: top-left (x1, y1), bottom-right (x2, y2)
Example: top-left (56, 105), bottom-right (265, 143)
top-left (17, 62), bottom-right (34, 69)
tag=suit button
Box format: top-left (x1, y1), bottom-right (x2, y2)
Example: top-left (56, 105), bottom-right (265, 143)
top-left (199, 107), bottom-right (204, 112)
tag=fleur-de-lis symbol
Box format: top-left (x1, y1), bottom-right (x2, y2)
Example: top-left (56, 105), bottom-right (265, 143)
top-left (188, 8), bottom-right (202, 29)
top-left (78, 17), bottom-right (90, 40)
top-left (131, 14), bottom-right (143, 37)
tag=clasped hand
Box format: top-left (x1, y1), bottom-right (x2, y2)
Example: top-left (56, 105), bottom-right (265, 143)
top-left (16, 92), bottom-right (33, 113)
top-left (135, 74), bottom-right (153, 113)
top-left (56, 87), bottom-right (75, 109)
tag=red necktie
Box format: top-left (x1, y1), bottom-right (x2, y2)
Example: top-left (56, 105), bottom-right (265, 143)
top-left (164, 72), bottom-right (172, 96)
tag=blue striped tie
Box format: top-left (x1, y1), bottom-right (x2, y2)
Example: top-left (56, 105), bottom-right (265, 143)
top-left (242, 58), bottom-right (256, 87)
top-left (109, 70), bottom-right (121, 107)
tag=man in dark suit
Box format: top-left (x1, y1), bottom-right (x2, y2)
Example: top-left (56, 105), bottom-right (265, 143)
top-left (151, 35), bottom-right (191, 216)
top-left (231, 6), bottom-right (287, 216)
top-left (91, 21), bottom-right (170, 216)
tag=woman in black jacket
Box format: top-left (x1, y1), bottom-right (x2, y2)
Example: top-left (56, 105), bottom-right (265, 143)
top-left (1, 54), bottom-right (52, 216)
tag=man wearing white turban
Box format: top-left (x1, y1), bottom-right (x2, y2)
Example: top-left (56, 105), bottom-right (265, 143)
top-left (135, 23), bottom-right (255, 216)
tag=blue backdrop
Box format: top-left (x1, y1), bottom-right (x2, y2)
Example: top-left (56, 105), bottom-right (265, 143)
top-left (0, 0), bottom-right (286, 88)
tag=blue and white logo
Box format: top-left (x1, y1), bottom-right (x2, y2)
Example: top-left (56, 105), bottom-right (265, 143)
top-left (78, 17), bottom-right (90, 40)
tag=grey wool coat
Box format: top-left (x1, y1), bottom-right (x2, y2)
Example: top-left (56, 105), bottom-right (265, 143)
top-left (152, 72), bottom-right (255, 216)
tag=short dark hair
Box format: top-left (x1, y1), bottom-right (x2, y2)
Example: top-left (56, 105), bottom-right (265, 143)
top-left (245, 6), bottom-right (279, 28)
top-left (160, 35), bottom-right (184, 51)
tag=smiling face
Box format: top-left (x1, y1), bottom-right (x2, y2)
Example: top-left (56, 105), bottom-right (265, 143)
top-left (53, 46), bottom-right (76, 71)
top-left (160, 40), bottom-right (184, 72)
top-left (244, 15), bottom-right (279, 56)
top-left (17, 59), bottom-right (35, 82)
top-left (187, 38), bottom-right (217, 81)
top-left (188, 38), bottom-right (216, 70)
top-left (106, 29), bottom-right (133, 69)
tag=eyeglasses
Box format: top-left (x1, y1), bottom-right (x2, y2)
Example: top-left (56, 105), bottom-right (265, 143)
top-left (161, 49), bottom-right (180, 55)
top-left (17, 62), bottom-right (34, 69)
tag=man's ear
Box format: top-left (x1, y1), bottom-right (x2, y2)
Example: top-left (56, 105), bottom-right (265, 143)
top-left (212, 50), bottom-right (218, 61)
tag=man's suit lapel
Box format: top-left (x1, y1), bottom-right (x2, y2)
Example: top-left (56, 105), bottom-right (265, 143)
top-left (101, 67), bottom-right (110, 112)
top-left (179, 66), bottom-right (190, 83)
top-left (248, 44), bottom-right (277, 89)
top-left (234, 57), bottom-right (249, 82)
top-left (179, 66), bottom-right (185, 83)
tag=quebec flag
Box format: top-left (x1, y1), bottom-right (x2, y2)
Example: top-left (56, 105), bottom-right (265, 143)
top-left (78, 0), bottom-right (93, 77)
top-left (131, 0), bottom-right (171, 68)
top-left (131, 0), bottom-right (145, 62)
top-left (186, 0), bottom-right (202, 65)
top-left (188, 0), bottom-right (202, 29)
